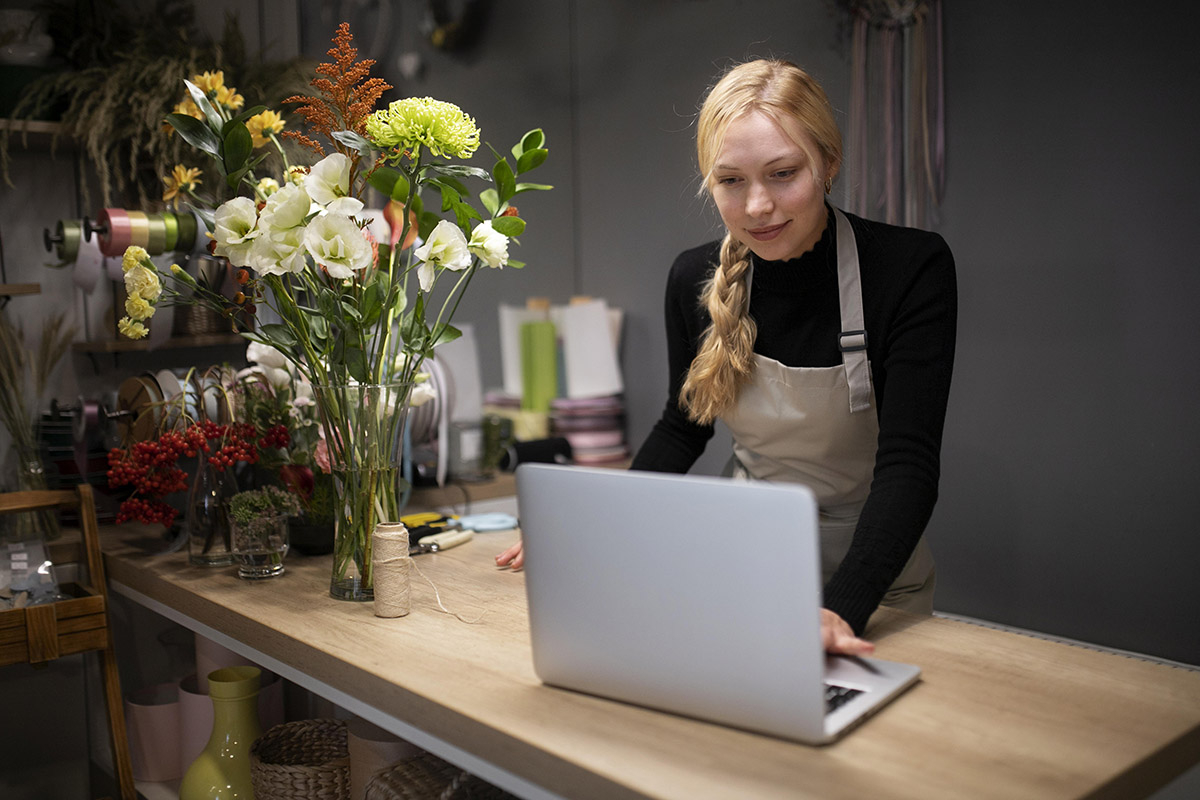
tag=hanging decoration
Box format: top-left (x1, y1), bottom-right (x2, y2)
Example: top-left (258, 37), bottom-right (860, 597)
top-left (840, 0), bottom-right (945, 229)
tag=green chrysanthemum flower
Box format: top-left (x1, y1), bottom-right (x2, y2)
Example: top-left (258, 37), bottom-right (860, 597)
top-left (366, 97), bottom-right (481, 159)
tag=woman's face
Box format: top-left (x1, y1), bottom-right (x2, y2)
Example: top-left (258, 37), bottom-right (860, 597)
top-left (710, 110), bottom-right (829, 262)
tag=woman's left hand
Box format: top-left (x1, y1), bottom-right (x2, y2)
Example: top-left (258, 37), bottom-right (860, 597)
top-left (495, 540), bottom-right (525, 571)
top-left (820, 608), bottom-right (875, 656)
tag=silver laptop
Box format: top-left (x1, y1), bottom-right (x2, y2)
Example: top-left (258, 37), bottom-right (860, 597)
top-left (516, 463), bottom-right (921, 744)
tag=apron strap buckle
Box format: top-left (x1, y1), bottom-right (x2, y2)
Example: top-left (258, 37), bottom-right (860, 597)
top-left (839, 330), bottom-right (868, 353)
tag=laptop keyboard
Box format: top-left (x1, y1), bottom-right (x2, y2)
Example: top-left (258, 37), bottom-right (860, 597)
top-left (824, 683), bottom-right (863, 714)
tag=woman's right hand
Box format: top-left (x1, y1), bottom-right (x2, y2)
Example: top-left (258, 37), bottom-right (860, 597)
top-left (495, 540), bottom-right (525, 571)
top-left (820, 608), bottom-right (875, 656)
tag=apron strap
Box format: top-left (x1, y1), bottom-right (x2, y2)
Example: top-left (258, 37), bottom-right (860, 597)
top-left (833, 206), bottom-right (873, 413)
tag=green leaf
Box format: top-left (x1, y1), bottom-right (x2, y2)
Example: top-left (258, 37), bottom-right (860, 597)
top-left (505, 258), bottom-right (526, 269)
top-left (401, 294), bottom-right (427, 348)
top-left (493, 158), bottom-right (517, 203)
top-left (166, 113), bottom-right (220, 158)
top-left (436, 181), bottom-right (462, 212)
top-left (417, 211), bottom-right (442, 241)
top-left (344, 347), bottom-right (369, 383)
top-left (256, 323), bottom-right (298, 348)
top-left (511, 128), bottom-right (545, 160)
top-left (516, 148), bottom-right (548, 175)
top-left (340, 300), bottom-right (363, 323)
top-left (184, 80), bottom-right (225, 132)
top-left (230, 105), bottom-right (268, 125)
top-left (367, 166), bottom-right (410, 201)
top-left (491, 216), bottom-right (526, 237)
top-left (223, 124), bottom-right (253, 179)
top-left (424, 163), bottom-right (491, 182)
top-left (514, 182), bottom-right (554, 195)
top-left (515, 147), bottom-right (549, 177)
top-left (331, 129), bottom-right (376, 158)
top-left (431, 323), bottom-right (462, 348)
top-left (480, 188), bottom-right (500, 216)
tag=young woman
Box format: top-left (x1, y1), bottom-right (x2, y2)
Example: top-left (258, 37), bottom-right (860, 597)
top-left (498, 60), bottom-right (957, 656)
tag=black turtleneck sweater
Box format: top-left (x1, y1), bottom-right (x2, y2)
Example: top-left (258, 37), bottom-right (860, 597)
top-left (630, 207), bottom-right (957, 634)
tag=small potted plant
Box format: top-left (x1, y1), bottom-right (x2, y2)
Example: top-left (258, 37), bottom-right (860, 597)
top-left (228, 485), bottom-right (301, 580)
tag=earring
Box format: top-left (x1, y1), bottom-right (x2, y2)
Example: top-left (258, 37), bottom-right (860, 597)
top-left (824, 176), bottom-right (833, 194)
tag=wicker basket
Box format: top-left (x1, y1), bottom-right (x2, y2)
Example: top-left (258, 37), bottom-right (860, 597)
top-left (365, 752), bottom-right (515, 800)
top-left (251, 719), bottom-right (351, 800)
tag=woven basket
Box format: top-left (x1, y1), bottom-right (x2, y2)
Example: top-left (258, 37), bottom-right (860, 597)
top-left (365, 752), bottom-right (514, 800)
top-left (251, 719), bottom-right (351, 800)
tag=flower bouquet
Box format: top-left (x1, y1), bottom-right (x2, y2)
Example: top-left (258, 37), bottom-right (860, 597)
top-left (228, 485), bottom-right (301, 579)
top-left (117, 23), bottom-right (551, 599)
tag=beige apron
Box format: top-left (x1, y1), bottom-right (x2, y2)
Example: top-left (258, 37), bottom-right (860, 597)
top-left (722, 206), bottom-right (935, 613)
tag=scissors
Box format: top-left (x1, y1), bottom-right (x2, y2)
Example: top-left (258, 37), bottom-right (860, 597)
top-left (399, 512), bottom-right (473, 555)
top-left (409, 527), bottom-right (475, 555)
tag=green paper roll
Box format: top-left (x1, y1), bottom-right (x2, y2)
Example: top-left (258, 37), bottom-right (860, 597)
top-left (520, 320), bottom-right (558, 413)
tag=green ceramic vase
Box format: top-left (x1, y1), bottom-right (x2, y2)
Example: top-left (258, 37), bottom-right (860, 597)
top-left (180, 666), bottom-right (262, 800)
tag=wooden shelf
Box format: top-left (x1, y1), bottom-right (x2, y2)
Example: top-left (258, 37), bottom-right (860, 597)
top-left (0, 283), bottom-right (40, 296)
top-left (72, 334), bottom-right (246, 354)
top-left (0, 118), bottom-right (64, 136)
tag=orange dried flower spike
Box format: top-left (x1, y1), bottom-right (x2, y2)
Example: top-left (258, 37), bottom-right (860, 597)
top-left (282, 22), bottom-right (392, 164)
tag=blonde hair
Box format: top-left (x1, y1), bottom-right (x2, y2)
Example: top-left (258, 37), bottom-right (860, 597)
top-left (678, 60), bottom-right (843, 424)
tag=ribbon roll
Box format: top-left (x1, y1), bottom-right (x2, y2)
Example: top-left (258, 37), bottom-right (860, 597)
top-left (97, 208), bottom-right (130, 257)
top-left (44, 219), bottom-right (82, 264)
top-left (162, 212), bottom-right (179, 252)
top-left (146, 214), bottom-right (167, 255)
top-left (175, 209), bottom-right (198, 253)
top-left (126, 210), bottom-right (150, 249)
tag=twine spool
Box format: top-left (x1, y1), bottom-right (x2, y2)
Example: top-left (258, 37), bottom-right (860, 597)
top-left (372, 523), bottom-right (412, 618)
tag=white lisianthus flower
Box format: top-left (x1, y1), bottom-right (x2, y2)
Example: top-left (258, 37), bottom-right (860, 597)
top-left (324, 196), bottom-right (364, 217)
top-left (409, 381), bottom-right (436, 407)
top-left (257, 182), bottom-right (310, 232)
top-left (247, 224), bottom-right (308, 276)
top-left (305, 153), bottom-right (352, 206)
top-left (467, 220), bottom-right (509, 268)
top-left (124, 264), bottom-right (163, 302)
top-left (247, 341), bottom-right (289, 369)
top-left (413, 219), bottom-right (471, 291)
top-left (212, 197), bottom-right (260, 266)
top-left (304, 213), bottom-right (373, 279)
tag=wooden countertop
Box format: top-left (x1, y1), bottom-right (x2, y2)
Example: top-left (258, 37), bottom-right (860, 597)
top-left (98, 515), bottom-right (1200, 800)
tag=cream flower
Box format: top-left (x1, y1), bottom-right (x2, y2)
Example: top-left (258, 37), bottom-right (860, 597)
top-left (118, 317), bottom-right (149, 339)
top-left (365, 97), bottom-right (480, 159)
top-left (467, 220), bottom-right (509, 268)
top-left (286, 165), bottom-right (307, 186)
top-left (124, 294), bottom-right (156, 321)
top-left (409, 381), bottom-right (436, 407)
top-left (305, 153), bottom-right (352, 206)
top-left (257, 183), bottom-right (310, 232)
top-left (124, 264), bottom-right (162, 302)
top-left (413, 219), bottom-right (471, 291)
top-left (303, 213), bottom-right (373, 280)
top-left (247, 341), bottom-right (289, 369)
top-left (247, 225), bottom-right (308, 276)
top-left (212, 197), bottom-right (260, 266)
top-left (257, 177), bottom-right (280, 197)
top-left (121, 246), bottom-right (150, 273)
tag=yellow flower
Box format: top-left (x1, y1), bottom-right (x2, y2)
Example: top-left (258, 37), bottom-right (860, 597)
top-left (256, 177), bottom-right (280, 197)
top-left (172, 98), bottom-right (203, 120)
top-left (366, 97), bottom-right (481, 159)
top-left (162, 165), bottom-right (202, 209)
top-left (286, 165), bottom-right (307, 186)
top-left (124, 264), bottom-right (162, 302)
top-left (125, 294), bottom-right (156, 321)
top-left (246, 110), bottom-right (285, 148)
top-left (191, 71), bottom-right (226, 93)
top-left (121, 246), bottom-right (150, 273)
top-left (118, 317), bottom-right (149, 340)
top-left (215, 85), bottom-right (244, 111)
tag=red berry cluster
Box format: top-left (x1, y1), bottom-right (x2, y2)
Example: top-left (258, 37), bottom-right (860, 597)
top-left (107, 420), bottom-right (268, 527)
top-left (258, 423), bottom-right (290, 450)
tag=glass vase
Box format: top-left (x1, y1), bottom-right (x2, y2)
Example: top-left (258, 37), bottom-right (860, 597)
top-left (179, 666), bottom-right (261, 800)
top-left (230, 514), bottom-right (290, 579)
top-left (312, 383), bottom-right (413, 601)
top-left (186, 453), bottom-right (238, 567)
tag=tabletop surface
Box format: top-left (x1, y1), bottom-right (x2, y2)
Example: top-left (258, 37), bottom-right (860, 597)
top-left (99, 518), bottom-right (1200, 800)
